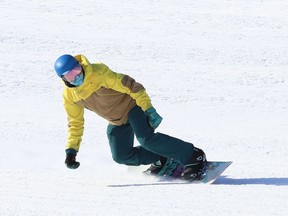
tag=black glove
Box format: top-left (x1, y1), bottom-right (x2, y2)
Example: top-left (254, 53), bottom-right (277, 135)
top-left (65, 153), bottom-right (80, 169)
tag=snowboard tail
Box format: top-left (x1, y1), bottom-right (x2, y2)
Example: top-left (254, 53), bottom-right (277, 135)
top-left (200, 161), bottom-right (232, 184)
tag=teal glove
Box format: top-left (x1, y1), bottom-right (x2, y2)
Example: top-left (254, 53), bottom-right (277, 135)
top-left (145, 107), bottom-right (163, 129)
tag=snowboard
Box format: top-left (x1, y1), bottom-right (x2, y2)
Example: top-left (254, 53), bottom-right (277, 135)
top-left (108, 161), bottom-right (232, 187)
top-left (153, 161), bottom-right (232, 184)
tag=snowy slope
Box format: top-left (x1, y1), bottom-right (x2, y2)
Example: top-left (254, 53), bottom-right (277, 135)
top-left (1, 0), bottom-right (288, 215)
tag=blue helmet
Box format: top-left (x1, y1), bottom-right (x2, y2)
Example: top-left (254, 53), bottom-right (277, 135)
top-left (54, 54), bottom-right (78, 77)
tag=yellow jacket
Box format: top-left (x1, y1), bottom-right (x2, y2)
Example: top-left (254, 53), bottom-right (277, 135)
top-left (63, 54), bottom-right (152, 152)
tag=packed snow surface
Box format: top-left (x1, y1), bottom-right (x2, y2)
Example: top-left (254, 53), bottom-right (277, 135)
top-left (0, 0), bottom-right (287, 215)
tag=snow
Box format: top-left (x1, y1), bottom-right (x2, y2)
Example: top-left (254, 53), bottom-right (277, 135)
top-left (1, 0), bottom-right (288, 215)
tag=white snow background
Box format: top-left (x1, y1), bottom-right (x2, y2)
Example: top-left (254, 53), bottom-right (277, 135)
top-left (1, 0), bottom-right (288, 215)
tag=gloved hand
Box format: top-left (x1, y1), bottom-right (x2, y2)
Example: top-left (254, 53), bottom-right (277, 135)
top-left (145, 107), bottom-right (163, 129)
top-left (65, 153), bottom-right (80, 169)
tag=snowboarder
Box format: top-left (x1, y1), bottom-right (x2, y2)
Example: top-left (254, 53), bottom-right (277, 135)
top-left (54, 54), bottom-right (207, 180)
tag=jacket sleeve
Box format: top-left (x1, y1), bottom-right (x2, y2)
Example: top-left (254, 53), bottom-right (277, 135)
top-left (63, 90), bottom-right (84, 152)
top-left (97, 64), bottom-right (153, 111)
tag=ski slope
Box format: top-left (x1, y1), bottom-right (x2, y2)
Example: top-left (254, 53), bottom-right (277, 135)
top-left (0, 0), bottom-right (287, 215)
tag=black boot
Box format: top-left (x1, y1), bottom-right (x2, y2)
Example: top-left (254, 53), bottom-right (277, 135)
top-left (144, 156), bottom-right (167, 175)
top-left (181, 147), bottom-right (207, 181)
top-left (145, 157), bottom-right (184, 177)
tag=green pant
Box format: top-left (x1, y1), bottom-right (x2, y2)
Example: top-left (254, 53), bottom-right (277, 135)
top-left (106, 106), bottom-right (194, 166)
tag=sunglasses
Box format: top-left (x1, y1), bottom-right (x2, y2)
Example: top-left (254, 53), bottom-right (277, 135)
top-left (62, 64), bottom-right (82, 82)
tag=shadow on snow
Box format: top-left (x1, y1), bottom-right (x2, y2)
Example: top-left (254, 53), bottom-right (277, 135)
top-left (107, 176), bottom-right (288, 187)
top-left (214, 176), bottom-right (288, 186)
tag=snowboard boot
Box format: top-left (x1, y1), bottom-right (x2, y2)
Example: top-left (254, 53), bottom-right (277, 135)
top-left (144, 156), bottom-right (167, 175)
top-left (181, 147), bottom-right (207, 181)
top-left (144, 157), bottom-right (185, 178)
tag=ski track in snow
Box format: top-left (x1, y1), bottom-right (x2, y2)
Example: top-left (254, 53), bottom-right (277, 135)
top-left (1, 0), bottom-right (288, 215)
